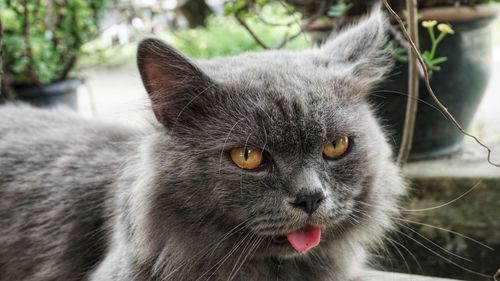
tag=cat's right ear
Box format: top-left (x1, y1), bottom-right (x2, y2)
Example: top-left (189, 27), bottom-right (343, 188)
top-left (319, 7), bottom-right (391, 92)
top-left (137, 38), bottom-right (213, 126)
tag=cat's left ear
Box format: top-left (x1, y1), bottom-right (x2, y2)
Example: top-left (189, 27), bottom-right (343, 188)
top-left (137, 38), bottom-right (214, 126)
top-left (320, 7), bottom-right (391, 90)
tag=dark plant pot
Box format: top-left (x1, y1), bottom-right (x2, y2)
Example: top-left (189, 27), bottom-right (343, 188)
top-left (371, 13), bottom-right (496, 160)
top-left (12, 78), bottom-right (81, 110)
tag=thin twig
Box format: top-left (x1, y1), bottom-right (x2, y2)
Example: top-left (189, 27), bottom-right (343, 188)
top-left (273, 9), bottom-right (323, 49)
top-left (254, 11), bottom-right (297, 27)
top-left (22, 0), bottom-right (39, 84)
top-left (494, 268), bottom-right (499, 281)
top-left (388, 23), bottom-right (425, 78)
top-left (388, 24), bottom-right (406, 46)
top-left (235, 13), bottom-right (270, 49)
top-left (382, 0), bottom-right (500, 167)
top-left (274, 0), bottom-right (327, 49)
top-left (235, 1), bottom-right (326, 50)
top-left (397, 0), bottom-right (419, 165)
top-left (278, 0), bottom-right (303, 26)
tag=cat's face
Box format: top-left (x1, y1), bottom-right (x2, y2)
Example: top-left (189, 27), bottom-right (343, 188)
top-left (135, 11), bottom-right (404, 259)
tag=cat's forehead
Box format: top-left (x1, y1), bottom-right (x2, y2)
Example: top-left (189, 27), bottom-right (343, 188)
top-left (201, 77), bottom-right (364, 154)
top-left (198, 50), bottom-right (333, 93)
top-left (194, 51), bottom-right (365, 147)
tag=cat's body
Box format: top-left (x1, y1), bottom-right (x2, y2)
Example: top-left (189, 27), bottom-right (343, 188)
top-left (0, 105), bottom-right (135, 280)
top-left (0, 9), bottom-right (405, 281)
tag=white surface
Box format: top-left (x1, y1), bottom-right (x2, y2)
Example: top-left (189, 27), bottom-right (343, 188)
top-left (363, 271), bottom-right (462, 281)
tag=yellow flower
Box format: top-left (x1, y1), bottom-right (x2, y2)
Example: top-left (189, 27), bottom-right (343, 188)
top-left (437, 23), bottom-right (455, 34)
top-left (422, 20), bottom-right (437, 28)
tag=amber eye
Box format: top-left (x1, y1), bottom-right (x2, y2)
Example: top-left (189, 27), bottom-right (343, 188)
top-left (230, 147), bottom-right (264, 170)
top-left (323, 136), bottom-right (350, 159)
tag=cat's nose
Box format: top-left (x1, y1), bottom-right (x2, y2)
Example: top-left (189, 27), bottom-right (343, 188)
top-left (290, 191), bottom-right (325, 215)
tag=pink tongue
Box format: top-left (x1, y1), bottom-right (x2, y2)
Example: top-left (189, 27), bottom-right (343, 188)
top-left (286, 224), bottom-right (321, 253)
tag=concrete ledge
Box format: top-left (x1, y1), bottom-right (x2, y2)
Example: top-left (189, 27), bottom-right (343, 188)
top-left (404, 142), bottom-right (500, 179)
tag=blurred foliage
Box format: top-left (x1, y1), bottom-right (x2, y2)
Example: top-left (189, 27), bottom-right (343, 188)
top-left (220, 0), bottom-right (500, 57)
top-left (166, 6), bottom-right (310, 58)
top-left (79, 40), bottom-right (137, 69)
top-left (78, 4), bottom-right (310, 69)
top-left (77, 0), bottom-right (500, 70)
top-left (0, 0), bottom-right (105, 86)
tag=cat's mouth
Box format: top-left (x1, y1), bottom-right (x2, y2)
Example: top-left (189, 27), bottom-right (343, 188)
top-left (269, 224), bottom-right (322, 253)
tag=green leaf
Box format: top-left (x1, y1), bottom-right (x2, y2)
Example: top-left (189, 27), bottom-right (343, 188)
top-left (431, 56), bottom-right (448, 65)
top-left (235, 0), bottom-right (247, 10)
top-left (224, 4), bottom-right (235, 15)
top-left (421, 50), bottom-right (432, 60)
top-left (255, 0), bottom-right (268, 6)
top-left (402, 10), bottom-right (423, 20)
top-left (327, 3), bottom-right (352, 18)
top-left (385, 40), bottom-right (408, 62)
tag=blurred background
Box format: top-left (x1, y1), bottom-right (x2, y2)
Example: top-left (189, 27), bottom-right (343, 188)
top-left (0, 0), bottom-right (499, 279)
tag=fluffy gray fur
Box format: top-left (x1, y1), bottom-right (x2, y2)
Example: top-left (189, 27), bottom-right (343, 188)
top-left (0, 9), bottom-right (404, 281)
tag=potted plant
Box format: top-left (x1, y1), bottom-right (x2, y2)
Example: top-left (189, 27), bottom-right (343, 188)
top-left (229, 0), bottom-right (499, 159)
top-left (374, 1), bottom-right (499, 159)
top-left (0, 0), bottom-right (105, 109)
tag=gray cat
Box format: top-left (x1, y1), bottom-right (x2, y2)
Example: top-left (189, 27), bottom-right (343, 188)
top-left (0, 9), bottom-right (405, 281)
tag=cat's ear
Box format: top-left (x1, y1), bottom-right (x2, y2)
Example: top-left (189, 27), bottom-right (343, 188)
top-left (320, 7), bottom-right (391, 90)
top-left (137, 38), bottom-right (213, 126)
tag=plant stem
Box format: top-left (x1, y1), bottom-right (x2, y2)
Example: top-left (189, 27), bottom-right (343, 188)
top-left (397, 0), bottom-right (419, 166)
top-left (59, 0), bottom-right (81, 80)
top-left (431, 31), bottom-right (446, 58)
top-left (428, 26), bottom-right (436, 42)
top-left (427, 26), bottom-right (437, 59)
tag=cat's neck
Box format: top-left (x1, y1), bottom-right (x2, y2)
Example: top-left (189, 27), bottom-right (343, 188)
top-left (122, 232), bottom-right (354, 281)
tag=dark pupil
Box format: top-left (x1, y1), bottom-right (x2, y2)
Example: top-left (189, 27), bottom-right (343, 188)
top-left (244, 148), bottom-right (250, 160)
top-left (332, 141), bottom-right (337, 149)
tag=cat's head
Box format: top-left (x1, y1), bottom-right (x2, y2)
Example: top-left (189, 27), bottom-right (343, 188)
top-left (133, 10), bottom-right (404, 260)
